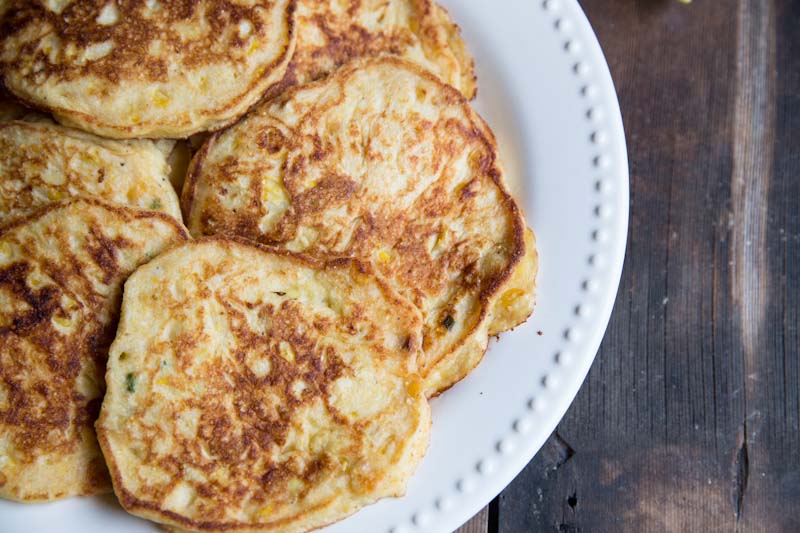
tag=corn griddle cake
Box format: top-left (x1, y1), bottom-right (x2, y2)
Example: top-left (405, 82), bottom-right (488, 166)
top-left (0, 197), bottom-right (188, 502)
top-left (0, 120), bottom-right (182, 226)
top-left (264, 0), bottom-right (476, 101)
top-left (97, 237), bottom-right (430, 533)
top-left (183, 57), bottom-right (536, 396)
top-left (0, 0), bottom-right (296, 139)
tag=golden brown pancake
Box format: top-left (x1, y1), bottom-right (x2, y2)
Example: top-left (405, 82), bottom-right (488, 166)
top-left (265, 0), bottom-right (475, 100)
top-left (0, 120), bottom-right (182, 225)
top-left (183, 57), bottom-right (536, 396)
top-left (0, 0), bottom-right (296, 138)
top-left (0, 197), bottom-right (188, 502)
top-left (97, 237), bottom-right (430, 532)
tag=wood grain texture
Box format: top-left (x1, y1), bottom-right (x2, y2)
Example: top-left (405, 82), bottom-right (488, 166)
top-left (454, 505), bottom-right (490, 533)
top-left (496, 0), bottom-right (800, 531)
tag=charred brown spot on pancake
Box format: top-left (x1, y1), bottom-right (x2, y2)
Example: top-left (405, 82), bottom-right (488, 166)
top-left (85, 227), bottom-right (134, 284)
top-left (292, 174), bottom-right (357, 215)
top-left (0, 262), bottom-right (60, 334)
top-left (257, 127), bottom-right (286, 154)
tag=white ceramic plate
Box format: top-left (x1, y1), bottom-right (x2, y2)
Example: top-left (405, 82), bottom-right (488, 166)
top-left (0, 1), bottom-right (628, 531)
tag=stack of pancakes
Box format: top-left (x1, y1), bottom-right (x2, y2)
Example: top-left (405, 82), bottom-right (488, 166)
top-left (0, 2), bottom-right (538, 532)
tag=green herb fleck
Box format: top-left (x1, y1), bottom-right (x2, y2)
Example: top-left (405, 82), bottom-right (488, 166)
top-left (119, 352), bottom-right (129, 362)
top-left (442, 315), bottom-right (455, 330)
top-left (149, 198), bottom-right (162, 210)
top-left (125, 372), bottom-right (136, 393)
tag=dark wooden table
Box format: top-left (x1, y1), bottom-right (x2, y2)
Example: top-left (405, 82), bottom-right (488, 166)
top-left (456, 0), bottom-right (800, 531)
